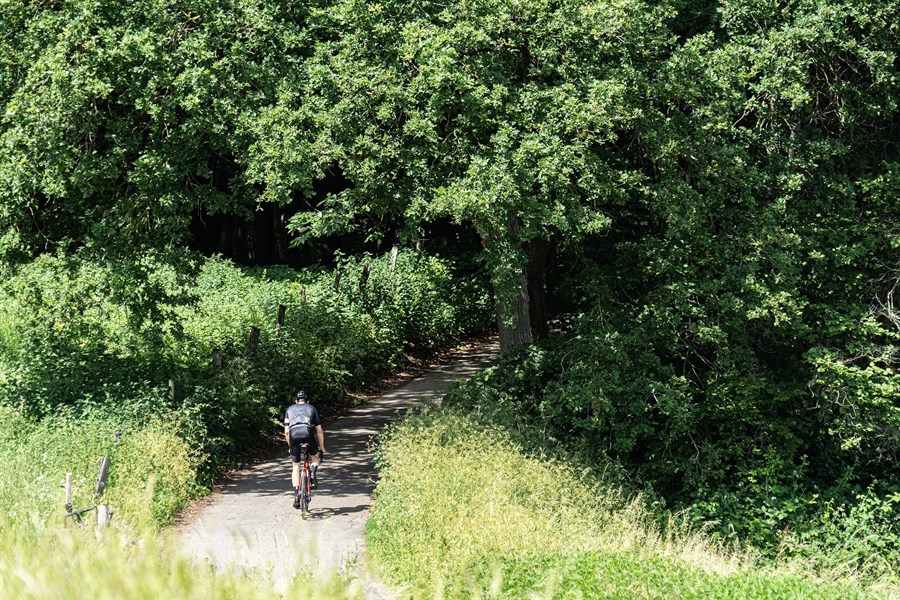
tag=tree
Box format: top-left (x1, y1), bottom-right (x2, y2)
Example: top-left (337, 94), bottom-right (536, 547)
top-left (0, 0), bottom-right (313, 257)
top-left (245, 0), bottom-right (673, 351)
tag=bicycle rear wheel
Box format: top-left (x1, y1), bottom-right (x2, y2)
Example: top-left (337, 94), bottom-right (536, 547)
top-left (299, 471), bottom-right (310, 514)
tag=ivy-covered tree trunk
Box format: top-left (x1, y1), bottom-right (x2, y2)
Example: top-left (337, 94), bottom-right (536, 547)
top-left (490, 217), bottom-right (550, 352)
top-left (495, 273), bottom-right (533, 352)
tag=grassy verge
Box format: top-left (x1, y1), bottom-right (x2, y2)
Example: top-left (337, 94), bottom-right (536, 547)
top-left (366, 408), bottom-right (873, 598)
top-left (0, 517), bottom-right (359, 599)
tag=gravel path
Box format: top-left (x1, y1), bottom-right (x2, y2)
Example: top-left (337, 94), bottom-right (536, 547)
top-left (176, 342), bottom-right (499, 596)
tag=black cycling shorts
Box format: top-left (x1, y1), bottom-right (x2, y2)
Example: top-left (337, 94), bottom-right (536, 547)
top-left (289, 425), bottom-right (319, 463)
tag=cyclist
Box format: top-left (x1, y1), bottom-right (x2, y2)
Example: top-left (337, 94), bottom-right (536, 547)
top-left (284, 390), bottom-right (326, 508)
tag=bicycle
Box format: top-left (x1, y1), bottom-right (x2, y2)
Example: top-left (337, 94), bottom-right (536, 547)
top-left (294, 443), bottom-right (321, 515)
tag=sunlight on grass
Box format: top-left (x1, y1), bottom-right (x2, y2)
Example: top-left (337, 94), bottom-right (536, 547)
top-left (0, 513), bottom-right (362, 599)
top-left (366, 408), bottom-right (873, 599)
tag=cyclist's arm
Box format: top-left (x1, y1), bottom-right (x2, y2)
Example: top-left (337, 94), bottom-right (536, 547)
top-left (284, 426), bottom-right (290, 447)
top-left (315, 424), bottom-right (326, 454)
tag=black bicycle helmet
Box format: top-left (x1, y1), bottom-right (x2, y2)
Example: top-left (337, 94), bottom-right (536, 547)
top-left (296, 390), bottom-right (308, 401)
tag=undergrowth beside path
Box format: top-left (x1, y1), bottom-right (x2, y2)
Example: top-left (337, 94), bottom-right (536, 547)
top-left (366, 409), bottom-right (875, 598)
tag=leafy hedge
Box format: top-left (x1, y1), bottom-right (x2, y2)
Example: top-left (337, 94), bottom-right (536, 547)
top-left (443, 337), bottom-right (900, 590)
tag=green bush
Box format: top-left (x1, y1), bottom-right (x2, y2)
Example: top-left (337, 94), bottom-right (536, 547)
top-left (443, 311), bottom-right (900, 589)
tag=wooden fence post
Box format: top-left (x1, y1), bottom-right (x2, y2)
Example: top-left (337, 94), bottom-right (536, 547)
top-left (97, 504), bottom-right (114, 528)
top-left (359, 261), bottom-right (371, 291)
top-left (168, 379), bottom-right (175, 402)
top-left (301, 286), bottom-right (307, 304)
top-left (248, 326), bottom-right (260, 355)
top-left (64, 473), bottom-right (73, 525)
top-left (212, 348), bottom-right (222, 371)
top-left (390, 245), bottom-right (399, 290)
top-left (333, 269), bottom-right (342, 293)
top-left (276, 304), bottom-right (286, 337)
top-left (389, 245), bottom-right (399, 273)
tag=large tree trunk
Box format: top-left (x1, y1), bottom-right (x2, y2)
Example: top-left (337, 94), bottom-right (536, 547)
top-left (490, 217), bottom-right (550, 353)
top-left (525, 238), bottom-right (550, 340)
top-left (495, 271), bottom-right (533, 353)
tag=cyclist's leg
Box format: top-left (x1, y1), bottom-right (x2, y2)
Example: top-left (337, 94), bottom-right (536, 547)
top-left (291, 462), bottom-right (301, 488)
top-left (288, 431), bottom-right (306, 493)
top-left (306, 438), bottom-right (320, 488)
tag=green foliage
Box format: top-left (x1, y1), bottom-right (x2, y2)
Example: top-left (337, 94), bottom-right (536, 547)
top-left (367, 407), bottom-right (866, 598)
top-left (0, 404), bottom-right (202, 530)
top-left (272, 0), bottom-right (675, 305)
top-left (0, 0), bottom-right (316, 253)
top-left (0, 248), bottom-right (491, 524)
top-left (2, 0), bottom-right (898, 592)
top-left (447, 312), bottom-right (899, 586)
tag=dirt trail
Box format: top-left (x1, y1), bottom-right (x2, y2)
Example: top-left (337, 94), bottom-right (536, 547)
top-left (176, 342), bottom-right (499, 596)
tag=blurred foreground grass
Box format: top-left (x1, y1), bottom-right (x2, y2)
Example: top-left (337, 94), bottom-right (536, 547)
top-left (0, 513), bottom-right (361, 599)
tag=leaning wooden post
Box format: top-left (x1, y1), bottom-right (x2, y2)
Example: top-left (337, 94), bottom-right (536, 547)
top-left (301, 286), bottom-right (307, 304)
top-left (168, 379), bottom-right (175, 402)
top-left (95, 456), bottom-right (113, 528)
top-left (212, 348), bottom-right (222, 371)
top-left (389, 245), bottom-right (399, 273)
top-left (333, 269), bottom-right (342, 294)
top-left (64, 473), bottom-right (73, 525)
top-left (358, 261), bottom-right (371, 292)
top-left (248, 326), bottom-right (260, 355)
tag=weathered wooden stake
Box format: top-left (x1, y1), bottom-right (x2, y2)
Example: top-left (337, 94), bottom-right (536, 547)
top-left (248, 326), bottom-right (260, 354)
top-left (168, 379), bottom-right (175, 401)
top-left (333, 269), bottom-right (342, 293)
top-left (390, 245), bottom-right (400, 290)
top-left (277, 304), bottom-right (287, 327)
top-left (97, 505), bottom-right (113, 528)
top-left (212, 348), bottom-right (222, 371)
top-left (358, 261), bottom-right (371, 291)
top-left (389, 245), bottom-right (399, 273)
top-left (301, 286), bottom-right (307, 304)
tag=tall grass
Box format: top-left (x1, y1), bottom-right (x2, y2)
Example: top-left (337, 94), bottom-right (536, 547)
top-left (366, 408), bottom-right (871, 598)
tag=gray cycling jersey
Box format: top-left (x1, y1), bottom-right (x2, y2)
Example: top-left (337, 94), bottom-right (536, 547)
top-left (284, 403), bottom-right (321, 429)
